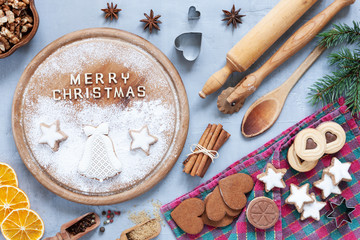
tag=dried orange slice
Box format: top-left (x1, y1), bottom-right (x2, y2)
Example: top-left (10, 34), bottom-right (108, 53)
top-left (1, 208), bottom-right (44, 240)
top-left (0, 163), bottom-right (18, 187)
top-left (0, 185), bottom-right (30, 223)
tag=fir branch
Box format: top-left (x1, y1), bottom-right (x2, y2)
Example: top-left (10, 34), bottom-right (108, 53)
top-left (308, 21), bottom-right (360, 115)
top-left (318, 21), bottom-right (360, 47)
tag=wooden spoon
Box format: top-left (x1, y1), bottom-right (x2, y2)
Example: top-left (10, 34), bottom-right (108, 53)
top-left (218, 0), bottom-right (355, 114)
top-left (241, 45), bottom-right (326, 138)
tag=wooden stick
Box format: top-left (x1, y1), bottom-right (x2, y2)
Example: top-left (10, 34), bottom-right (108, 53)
top-left (183, 124), bottom-right (211, 173)
top-left (190, 124), bottom-right (217, 176)
top-left (195, 124), bottom-right (223, 176)
top-left (199, 131), bottom-right (230, 178)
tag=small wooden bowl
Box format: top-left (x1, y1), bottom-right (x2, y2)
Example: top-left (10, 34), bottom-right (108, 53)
top-left (0, 0), bottom-right (39, 58)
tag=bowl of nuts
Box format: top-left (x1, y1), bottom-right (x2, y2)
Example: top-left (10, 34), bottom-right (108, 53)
top-left (0, 0), bottom-right (39, 58)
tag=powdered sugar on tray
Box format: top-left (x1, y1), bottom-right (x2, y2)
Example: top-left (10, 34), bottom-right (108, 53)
top-left (32, 39), bottom-right (158, 85)
top-left (23, 96), bottom-right (176, 193)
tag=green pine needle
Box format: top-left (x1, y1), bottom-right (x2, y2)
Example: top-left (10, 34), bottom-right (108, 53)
top-left (308, 21), bottom-right (360, 115)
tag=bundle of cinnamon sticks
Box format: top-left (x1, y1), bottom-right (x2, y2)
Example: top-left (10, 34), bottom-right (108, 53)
top-left (183, 124), bottom-right (230, 177)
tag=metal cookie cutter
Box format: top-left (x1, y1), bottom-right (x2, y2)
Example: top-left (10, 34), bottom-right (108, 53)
top-left (326, 198), bottom-right (355, 228)
top-left (174, 32), bottom-right (202, 61)
top-left (188, 6), bottom-right (200, 20)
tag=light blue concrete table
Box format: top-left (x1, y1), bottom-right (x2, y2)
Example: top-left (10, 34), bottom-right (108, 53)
top-left (0, 0), bottom-right (358, 239)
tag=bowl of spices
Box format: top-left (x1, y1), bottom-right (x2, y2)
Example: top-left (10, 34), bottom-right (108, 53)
top-left (0, 0), bottom-right (39, 58)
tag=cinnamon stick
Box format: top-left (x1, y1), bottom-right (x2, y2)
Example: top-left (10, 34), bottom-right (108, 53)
top-left (183, 124), bottom-right (211, 174)
top-left (190, 124), bottom-right (217, 176)
top-left (199, 130), bottom-right (230, 178)
top-left (195, 124), bottom-right (223, 176)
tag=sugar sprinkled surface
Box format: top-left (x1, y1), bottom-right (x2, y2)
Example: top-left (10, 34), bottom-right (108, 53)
top-left (23, 97), bottom-right (176, 193)
top-left (32, 39), bottom-right (156, 83)
top-left (20, 37), bottom-right (181, 194)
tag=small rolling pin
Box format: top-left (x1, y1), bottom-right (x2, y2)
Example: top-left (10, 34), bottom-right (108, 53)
top-left (225, 0), bottom-right (356, 109)
top-left (199, 0), bottom-right (318, 99)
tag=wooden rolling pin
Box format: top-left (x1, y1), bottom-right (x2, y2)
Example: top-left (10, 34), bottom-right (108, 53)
top-left (198, 0), bottom-right (318, 99)
top-left (225, 0), bottom-right (356, 109)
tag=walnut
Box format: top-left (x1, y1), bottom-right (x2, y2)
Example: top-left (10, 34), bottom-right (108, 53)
top-left (12, 9), bottom-right (22, 16)
top-left (1, 26), bottom-right (19, 44)
top-left (0, 35), bottom-right (10, 52)
top-left (2, 4), bottom-right (10, 12)
top-left (8, 0), bottom-right (27, 10)
top-left (0, 0), bottom-right (33, 54)
top-left (5, 10), bottom-right (14, 23)
top-left (21, 14), bottom-right (32, 24)
top-left (0, 16), bottom-right (6, 26)
top-left (20, 22), bottom-right (30, 32)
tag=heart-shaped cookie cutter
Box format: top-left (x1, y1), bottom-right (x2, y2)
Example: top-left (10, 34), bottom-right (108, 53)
top-left (188, 6), bottom-right (200, 20)
top-left (174, 32), bottom-right (202, 61)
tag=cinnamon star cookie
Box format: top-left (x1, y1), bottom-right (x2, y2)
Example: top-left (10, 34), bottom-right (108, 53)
top-left (285, 183), bottom-right (314, 213)
top-left (314, 172), bottom-right (341, 199)
top-left (129, 125), bottom-right (158, 155)
top-left (300, 193), bottom-right (326, 221)
top-left (324, 157), bottom-right (352, 185)
top-left (257, 163), bottom-right (287, 192)
top-left (39, 120), bottom-right (68, 151)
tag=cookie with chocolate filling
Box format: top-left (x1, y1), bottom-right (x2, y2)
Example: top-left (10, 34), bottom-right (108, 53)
top-left (294, 128), bottom-right (326, 162)
top-left (287, 144), bottom-right (318, 172)
top-left (316, 121), bottom-right (346, 154)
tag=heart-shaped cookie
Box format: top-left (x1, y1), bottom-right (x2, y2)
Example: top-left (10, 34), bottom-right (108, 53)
top-left (219, 173), bottom-right (254, 210)
top-left (171, 198), bottom-right (205, 235)
top-left (202, 211), bottom-right (235, 228)
top-left (206, 186), bottom-right (241, 221)
top-left (202, 192), bottom-right (236, 228)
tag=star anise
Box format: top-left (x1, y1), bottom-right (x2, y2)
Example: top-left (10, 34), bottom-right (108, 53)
top-left (140, 10), bottom-right (162, 34)
top-left (222, 5), bottom-right (245, 28)
top-left (101, 2), bottom-right (122, 21)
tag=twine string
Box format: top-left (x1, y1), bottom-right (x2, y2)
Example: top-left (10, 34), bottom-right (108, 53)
top-left (187, 144), bottom-right (219, 162)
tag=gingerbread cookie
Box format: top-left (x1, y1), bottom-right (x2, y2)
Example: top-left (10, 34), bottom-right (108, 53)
top-left (287, 144), bottom-right (318, 172)
top-left (39, 120), bottom-right (68, 151)
top-left (218, 173), bottom-right (254, 210)
top-left (129, 125), bottom-right (158, 155)
top-left (316, 121), bottom-right (346, 154)
top-left (314, 172), bottom-right (341, 199)
top-left (206, 186), bottom-right (241, 221)
top-left (294, 128), bottom-right (326, 161)
top-left (300, 193), bottom-right (326, 221)
top-left (171, 198), bottom-right (205, 235)
top-left (285, 183), bottom-right (314, 212)
top-left (257, 163), bottom-right (287, 192)
top-left (202, 194), bottom-right (236, 228)
top-left (201, 213), bottom-right (234, 228)
top-left (246, 197), bottom-right (279, 230)
top-left (324, 157), bottom-right (352, 185)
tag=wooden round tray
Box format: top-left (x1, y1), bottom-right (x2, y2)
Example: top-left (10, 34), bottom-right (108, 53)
top-left (12, 28), bottom-right (189, 205)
